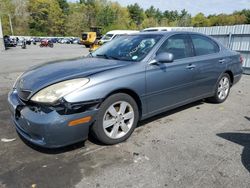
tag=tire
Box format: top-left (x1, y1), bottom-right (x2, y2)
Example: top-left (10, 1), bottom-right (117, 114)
top-left (91, 93), bottom-right (139, 145)
top-left (208, 73), bottom-right (231, 103)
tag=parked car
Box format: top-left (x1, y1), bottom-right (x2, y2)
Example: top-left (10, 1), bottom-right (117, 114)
top-left (50, 38), bottom-right (59, 43)
top-left (99, 30), bottom-right (139, 44)
top-left (72, 38), bottom-right (80, 44)
top-left (4, 35), bottom-right (16, 47)
top-left (142, 27), bottom-right (193, 32)
top-left (60, 38), bottom-right (71, 44)
top-left (8, 31), bottom-right (243, 148)
top-left (89, 30), bottom-right (139, 52)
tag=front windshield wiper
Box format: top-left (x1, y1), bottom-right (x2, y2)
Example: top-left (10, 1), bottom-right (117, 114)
top-left (95, 54), bottom-right (120, 60)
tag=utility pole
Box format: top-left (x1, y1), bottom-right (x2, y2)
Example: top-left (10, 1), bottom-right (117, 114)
top-left (0, 16), bottom-right (5, 51)
top-left (8, 14), bottom-right (14, 36)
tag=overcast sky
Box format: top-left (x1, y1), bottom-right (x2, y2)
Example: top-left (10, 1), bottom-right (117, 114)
top-left (68, 0), bottom-right (250, 15)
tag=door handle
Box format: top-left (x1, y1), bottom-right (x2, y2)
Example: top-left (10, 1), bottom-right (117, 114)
top-left (219, 59), bottom-right (226, 64)
top-left (186, 64), bottom-right (196, 70)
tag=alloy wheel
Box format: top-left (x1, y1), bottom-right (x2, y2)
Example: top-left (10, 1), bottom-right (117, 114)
top-left (217, 76), bottom-right (230, 100)
top-left (103, 101), bottom-right (135, 139)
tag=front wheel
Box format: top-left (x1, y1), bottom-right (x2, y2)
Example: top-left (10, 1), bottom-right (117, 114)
top-left (91, 93), bottom-right (139, 145)
top-left (208, 73), bottom-right (231, 103)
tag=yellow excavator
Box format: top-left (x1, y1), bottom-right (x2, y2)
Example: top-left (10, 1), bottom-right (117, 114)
top-left (81, 27), bottom-right (102, 48)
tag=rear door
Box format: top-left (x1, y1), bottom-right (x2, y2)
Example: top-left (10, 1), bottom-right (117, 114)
top-left (189, 34), bottom-right (227, 97)
top-left (146, 34), bottom-right (197, 114)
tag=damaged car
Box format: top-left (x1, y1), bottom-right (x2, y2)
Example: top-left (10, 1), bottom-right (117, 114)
top-left (8, 31), bottom-right (243, 148)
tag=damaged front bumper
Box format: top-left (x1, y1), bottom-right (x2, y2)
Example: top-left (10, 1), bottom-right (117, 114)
top-left (8, 89), bottom-right (100, 148)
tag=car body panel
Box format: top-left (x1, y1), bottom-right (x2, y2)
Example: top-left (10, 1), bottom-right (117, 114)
top-left (16, 58), bottom-right (132, 99)
top-left (8, 90), bottom-right (97, 148)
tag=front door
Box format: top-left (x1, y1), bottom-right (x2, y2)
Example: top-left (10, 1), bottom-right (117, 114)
top-left (145, 34), bottom-right (196, 114)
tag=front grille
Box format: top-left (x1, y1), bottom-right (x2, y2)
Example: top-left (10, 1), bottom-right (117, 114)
top-left (17, 90), bottom-right (32, 101)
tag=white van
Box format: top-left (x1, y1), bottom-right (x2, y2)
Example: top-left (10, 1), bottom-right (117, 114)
top-left (100, 30), bottom-right (139, 43)
top-left (142, 27), bottom-right (193, 32)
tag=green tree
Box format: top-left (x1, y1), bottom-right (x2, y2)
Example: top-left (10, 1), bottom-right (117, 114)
top-left (0, 0), bottom-right (14, 35)
top-left (234, 9), bottom-right (250, 24)
top-left (191, 13), bottom-right (210, 27)
top-left (163, 10), bottom-right (179, 22)
top-left (97, 6), bottom-right (115, 28)
top-left (28, 0), bottom-right (64, 36)
top-left (11, 0), bottom-right (29, 35)
top-left (127, 3), bottom-right (145, 26)
top-left (57, 0), bottom-right (69, 15)
top-left (144, 6), bottom-right (163, 25)
top-left (178, 9), bottom-right (191, 26)
top-left (145, 6), bottom-right (157, 18)
top-left (65, 3), bottom-right (87, 36)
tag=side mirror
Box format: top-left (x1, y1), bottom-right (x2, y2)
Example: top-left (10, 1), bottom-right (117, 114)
top-left (150, 52), bottom-right (174, 65)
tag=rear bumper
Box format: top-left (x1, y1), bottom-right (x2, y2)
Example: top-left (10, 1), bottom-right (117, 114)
top-left (8, 90), bottom-right (98, 148)
top-left (233, 74), bottom-right (242, 85)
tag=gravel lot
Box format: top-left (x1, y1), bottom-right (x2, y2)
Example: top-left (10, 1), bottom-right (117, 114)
top-left (0, 45), bottom-right (249, 188)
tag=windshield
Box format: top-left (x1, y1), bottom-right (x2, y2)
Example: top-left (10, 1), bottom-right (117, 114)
top-left (82, 33), bottom-right (88, 40)
top-left (101, 34), bottom-right (114, 41)
top-left (92, 34), bottom-right (162, 61)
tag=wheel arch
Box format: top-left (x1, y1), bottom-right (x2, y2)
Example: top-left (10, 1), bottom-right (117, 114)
top-left (224, 70), bottom-right (234, 85)
top-left (103, 88), bottom-right (142, 119)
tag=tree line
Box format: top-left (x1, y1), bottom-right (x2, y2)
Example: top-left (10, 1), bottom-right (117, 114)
top-left (0, 0), bottom-right (250, 37)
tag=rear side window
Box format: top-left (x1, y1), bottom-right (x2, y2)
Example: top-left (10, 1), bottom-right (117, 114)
top-left (191, 34), bottom-right (219, 56)
top-left (157, 34), bottom-right (193, 60)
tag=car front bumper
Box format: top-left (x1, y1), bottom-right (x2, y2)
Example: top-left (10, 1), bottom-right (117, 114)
top-left (8, 90), bottom-right (98, 148)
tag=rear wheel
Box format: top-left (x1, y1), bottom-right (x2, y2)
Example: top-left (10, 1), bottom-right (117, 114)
top-left (91, 93), bottom-right (139, 145)
top-left (208, 73), bottom-right (231, 103)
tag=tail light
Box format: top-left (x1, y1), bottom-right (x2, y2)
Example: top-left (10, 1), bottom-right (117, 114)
top-left (240, 55), bottom-right (243, 65)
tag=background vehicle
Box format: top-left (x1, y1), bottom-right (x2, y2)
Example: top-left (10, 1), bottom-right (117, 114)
top-left (60, 38), bottom-right (71, 44)
top-left (89, 30), bottom-right (139, 52)
top-left (142, 27), bottom-right (193, 32)
top-left (40, 39), bottom-right (54, 48)
top-left (72, 38), bottom-right (81, 44)
top-left (21, 39), bottom-right (26, 49)
top-left (81, 26), bottom-right (102, 48)
top-left (4, 35), bottom-right (16, 48)
top-left (99, 30), bottom-right (139, 44)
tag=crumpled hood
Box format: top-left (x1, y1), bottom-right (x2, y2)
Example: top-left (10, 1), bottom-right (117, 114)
top-left (16, 57), bottom-right (130, 94)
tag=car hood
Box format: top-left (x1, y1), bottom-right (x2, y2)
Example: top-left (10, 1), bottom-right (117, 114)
top-left (16, 57), bottom-right (131, 95)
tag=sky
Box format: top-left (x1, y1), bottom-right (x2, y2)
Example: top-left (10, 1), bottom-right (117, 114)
top-left (68, 0), bottom-right (250, 16)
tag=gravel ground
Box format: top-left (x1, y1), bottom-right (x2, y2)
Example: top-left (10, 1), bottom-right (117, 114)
top-left (0, 45), bottom-right (249, 188)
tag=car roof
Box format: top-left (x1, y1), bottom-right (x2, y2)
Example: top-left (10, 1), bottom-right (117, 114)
top-left (106, 30), bottom-right (139, 35)
top-left (130, 31), bottom-right (208, 37)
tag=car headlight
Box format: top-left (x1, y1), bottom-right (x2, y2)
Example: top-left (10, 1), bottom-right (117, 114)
top-left (31, 78), bottom-right (89, 103)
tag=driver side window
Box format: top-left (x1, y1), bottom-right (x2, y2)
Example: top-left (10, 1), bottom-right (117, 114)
top-left (157, 34), bottom-right (193, 60)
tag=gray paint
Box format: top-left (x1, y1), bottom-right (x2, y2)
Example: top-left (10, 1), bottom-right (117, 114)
top-left (8, 31), bottom-right (243, 148)
top-left (175, 25), bottom-right (250, 74)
